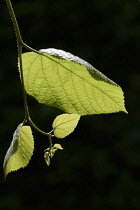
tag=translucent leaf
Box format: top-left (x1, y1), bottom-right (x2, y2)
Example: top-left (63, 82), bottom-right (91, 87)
top-left (3, 123), bottom-right (34, 178)
top-left (52, 114), bottom-right (80, 138)
top-left (21, 48), bottom-right (127, 115)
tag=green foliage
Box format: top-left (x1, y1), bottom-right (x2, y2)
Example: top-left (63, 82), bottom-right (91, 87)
top-left (3, 123), bottom-right (34, 178)
top-left (3, 0), bottom-right (128, 178)
top-left (44, 143), bottom-right (63, 166)
top-left (52, 113), bottom-right (80, 138)
top-left (21, 49), bottom-right (127, 115)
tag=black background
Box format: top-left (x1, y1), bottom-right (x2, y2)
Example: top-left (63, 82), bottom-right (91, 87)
top-left (0, 0), bottom-right (140, 209)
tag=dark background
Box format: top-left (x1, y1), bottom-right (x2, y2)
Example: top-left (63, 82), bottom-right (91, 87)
top-left (0, 0), bottom-right (140, 209)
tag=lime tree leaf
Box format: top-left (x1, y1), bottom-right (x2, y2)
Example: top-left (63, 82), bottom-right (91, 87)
top-left (21, 48), bottom-right (127, 115)
top-left (52, 113), bottom-right (80, 138)
top-left (3, 123), bottom-right (34, 178)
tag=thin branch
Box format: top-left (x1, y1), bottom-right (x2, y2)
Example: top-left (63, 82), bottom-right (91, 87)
top-left (5, 0), bottom-right (53, 138)
top-left (5, 0), bottom-right (23, 44)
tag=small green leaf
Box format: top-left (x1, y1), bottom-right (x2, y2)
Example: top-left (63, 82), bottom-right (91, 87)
top-left (52, 113), bottom-right (80, 138)
top-left (54, 144), bottom-right (63, 150)
top-left (20, 49), bottom-right (127, 115)
top-left (44, 143), bottom-right (63, 166)
top-left (3, 123), bottom-right (34, 178)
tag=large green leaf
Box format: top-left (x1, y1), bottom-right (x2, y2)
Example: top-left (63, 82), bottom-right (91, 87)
top-left (3, 123), bottom-right (34, 178)
top-left (52, 113), bottom-right (80, 138)
top-left (21, 48), bottom-right (127, 115)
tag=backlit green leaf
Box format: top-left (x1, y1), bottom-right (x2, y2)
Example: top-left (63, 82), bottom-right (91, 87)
top-left (3, 123), bottom-right (34, 178)
top-left (21, 48), bottom-right (127, 115)
top-left (52, 113), bottom-right (80, 138)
